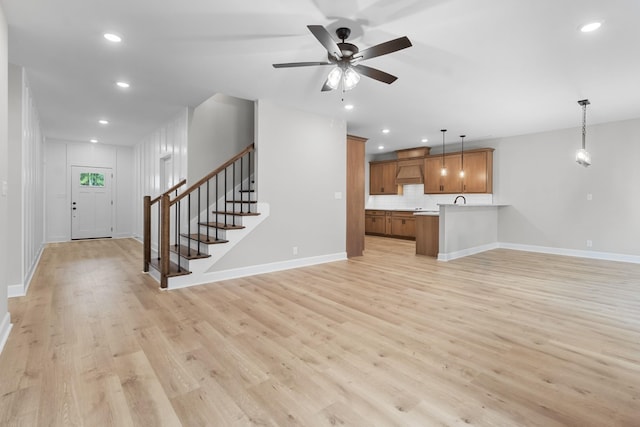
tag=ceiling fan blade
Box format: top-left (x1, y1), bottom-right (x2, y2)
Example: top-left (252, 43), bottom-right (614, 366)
top-left (273, 61), bottom-right (333, 68)
top-left (307, 25), bottom-right (343, 59)
top-left (353, 64), bottom-right (397, 84)
top-left (354, 36), bottom-right (412, 61)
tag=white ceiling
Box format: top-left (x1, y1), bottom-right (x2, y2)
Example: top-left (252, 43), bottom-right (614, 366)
top-left (3, 0), bottom-right (640, 154)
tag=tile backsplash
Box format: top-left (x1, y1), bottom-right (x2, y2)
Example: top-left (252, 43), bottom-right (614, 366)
top-left (366, 184), bottom-right (493, 210)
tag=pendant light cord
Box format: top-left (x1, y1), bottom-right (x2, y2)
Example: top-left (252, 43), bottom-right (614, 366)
top-left (441, 129), bottom-right (447, 168)
top-left (578, 99), bottom-right (590, 150)
top-left (581, 103), bottom-right (587, 150)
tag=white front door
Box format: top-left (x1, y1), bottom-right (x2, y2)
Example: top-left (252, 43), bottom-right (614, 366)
top-left (71, 166), bottom-right (113, 239)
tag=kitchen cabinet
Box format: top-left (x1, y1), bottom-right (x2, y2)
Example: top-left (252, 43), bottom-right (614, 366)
top-left (365, 210), bottom-right (415, 240)
top-left (369, 161), bottom-right (402, 195)
top-left (390, 211), bottom-right (416, 239)
top-left (364, 210), bottom-right (386, 235)
top-left (424, 148), bottom-right (493, 194)
top-left (424, 155), bottom-right (462, 193)
top-left (461, 150), bottom-right (493, 193)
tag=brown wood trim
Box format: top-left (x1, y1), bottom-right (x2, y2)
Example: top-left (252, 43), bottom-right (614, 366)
top-left (171, 143), bottom-right (255, 206)
top-left (347, 135), bottom-right (366, 258)
top-left (425, 147), bottom-right (494, 158)
top-left (150, 178), bottom-right (187, 205)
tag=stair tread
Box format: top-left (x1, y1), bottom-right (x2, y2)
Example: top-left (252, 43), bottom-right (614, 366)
top-left (181, 233), bottom-right (229, 244)
top-left (212, 210), bottom-right (261, 216)
top-left (169, 244), bottom-right (211, 260)
top-left (148, 258), bottom-right (192, 277)
top-left (226, 200), bottom-right (258, 203)
top-left (198, 222), bottom-right (245, 230)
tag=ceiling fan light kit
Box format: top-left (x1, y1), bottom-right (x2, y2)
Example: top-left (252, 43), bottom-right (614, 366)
top-left (273, 25), bottom-right (412, 92)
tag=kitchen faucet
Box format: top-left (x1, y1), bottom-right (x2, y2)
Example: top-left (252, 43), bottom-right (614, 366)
top-left (454, 195), bottom-right (466, 204)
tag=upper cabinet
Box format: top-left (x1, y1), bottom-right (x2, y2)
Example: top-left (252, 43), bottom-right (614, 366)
top-left (369, 161), bottom-right (402, 195)
top-left (461, 150), bottom-right (493, 193)
top-left (424, 148), bottom-right (494, 194)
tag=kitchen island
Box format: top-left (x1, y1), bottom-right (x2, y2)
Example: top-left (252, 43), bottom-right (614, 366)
top-left (415, 204), bottom-right (508, 260)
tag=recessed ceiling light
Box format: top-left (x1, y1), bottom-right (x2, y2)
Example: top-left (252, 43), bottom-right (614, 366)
top-left (344, 104), bottom-right (354, 110)
top-left (421, 138), bottom-right (428, 143)
top-left (378, 145), bottom-right (384, 150)
top-left (90, 138), bottom-right (98, 143)
top-left (98, 119), bottom-right (109, 125)
top-left (104, 33), bottom-right (122, 43)
top-left (579, 21), bottom-right (602, 32)
top-left (382, 129), bottom-right (390, 134)
top-left (116, 81), bottom-right (130, 88)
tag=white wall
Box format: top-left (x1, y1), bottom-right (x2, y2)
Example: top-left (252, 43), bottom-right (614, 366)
top-left (211, 100), bottom-right (347, 270)
top-left (45, 140), bottom-right (134, 241)
top-left (133, 109), bottom-right (188, 239)
top-left (7, 65), bottom-right (45, 296)
top-left (0, 3), bottom-right (11, 352)
top-left (187, 94), bottom-right (254, 184)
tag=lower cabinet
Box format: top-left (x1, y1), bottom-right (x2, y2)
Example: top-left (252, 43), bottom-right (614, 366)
top-left (364, 210), bottom-right (386, 235)
top-left (365, 210), bottom-right (416, 240)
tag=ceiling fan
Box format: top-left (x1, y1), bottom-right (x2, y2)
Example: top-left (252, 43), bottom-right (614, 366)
top-left (273, 25), bottom-right (412, 92)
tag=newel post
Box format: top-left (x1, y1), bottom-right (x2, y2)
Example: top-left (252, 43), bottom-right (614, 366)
top-left (160, 194), bottom-right (171, 289)
top-left (143, 196), bottom-right (151, 272)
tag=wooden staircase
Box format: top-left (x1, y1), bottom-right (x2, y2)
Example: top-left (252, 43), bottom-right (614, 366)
top-left (143, 144), bottom-right (266, 289)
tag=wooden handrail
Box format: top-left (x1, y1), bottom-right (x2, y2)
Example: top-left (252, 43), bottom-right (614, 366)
top-left (171, 143), bottom-right (254, 206)
top-left (150, 179), bottom-right (187, 205)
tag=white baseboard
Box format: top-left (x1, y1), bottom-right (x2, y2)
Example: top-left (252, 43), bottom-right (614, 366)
top-left (8, 244), bottom-right (45, 298)
top-left (8, 284), bottom-right (25, 298)
top-left (438, 243), bottom-right (500, 262)
top-left (499, 242), bottom-right (640, 264)
top-left (0, 312), bottom-right (13, 355)
top-left (167, 252), bottom-right (348, 290)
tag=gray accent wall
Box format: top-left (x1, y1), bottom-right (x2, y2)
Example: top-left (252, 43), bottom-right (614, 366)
top-left (480, 117), bottom-right (640, 257)
top-left (187, 94), bottom-right (254, 184)
top-left (212, 100), bottom-right (347, 270)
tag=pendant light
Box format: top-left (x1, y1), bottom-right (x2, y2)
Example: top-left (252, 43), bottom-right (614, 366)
top-left (459, 135), bottom-right (466, 178)
top-left (440, 129), bottom-right (447, 176)
top-left (576, 99), bottom-right (591, 167)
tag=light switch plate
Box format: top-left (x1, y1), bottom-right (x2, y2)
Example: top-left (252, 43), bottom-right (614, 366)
top-left (1, 180), bottom-right (7, 197)
top-left (334, 192), bottom-right (342, 200)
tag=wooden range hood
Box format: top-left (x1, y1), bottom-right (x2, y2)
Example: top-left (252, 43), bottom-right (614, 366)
top-left (395, 147), bottom-right (430, 185)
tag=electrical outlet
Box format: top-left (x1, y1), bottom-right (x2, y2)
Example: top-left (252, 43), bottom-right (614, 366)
top-left (293, 246), bottom-right (298, 255)
top-left (586, 240), bottom-right (593, 248)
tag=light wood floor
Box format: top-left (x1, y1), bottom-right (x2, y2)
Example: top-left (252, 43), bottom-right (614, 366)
top-left (1, 236), bottom-right (640, 426)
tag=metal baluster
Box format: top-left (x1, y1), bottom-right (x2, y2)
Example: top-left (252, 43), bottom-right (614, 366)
top-left (157, 203), bottom-right (161, 260)
top-left (215, 175), bottom-right (219, 241)
top-left (197, 187), bottom-right (201, 255)
top-left (224, 168), bottom-right (228, 232)
top-left (249, 151), bottom-right (253, 213)
top-left (177, 200), bottom-right (181, 272)
top-left (206, 180), bottom-right (210, 242)
top-left (233, 161), bottom-right (237, 225)
top-left (240, 156), bottom-right (244, 211)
